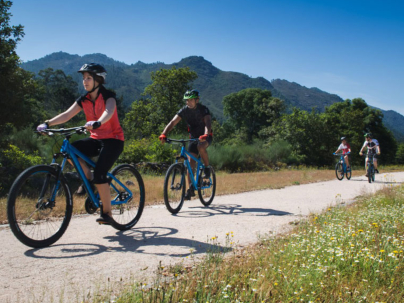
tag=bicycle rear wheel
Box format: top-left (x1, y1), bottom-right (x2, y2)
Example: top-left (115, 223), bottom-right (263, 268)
top-left (164, 163), bottom-right (185, 214)
top-left (335, 162), bottom-right (344, 180)
top-left (7, 165), bottom-right (72, 248)
top-left (109, 164), bottom-right (145, 231)
top-left (198, 166), bottom-right (216, 206)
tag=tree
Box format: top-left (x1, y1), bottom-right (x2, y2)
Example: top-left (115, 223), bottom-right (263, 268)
top-left (222, 88), bottom-right (284, 143)
top-left (123, 66), bottom-right (197, 139)
top-left (325, 98), bottom-right (397, 165)
top-left (0, 1), bottom-right (41, 130)
top-left (37, 68), bottom-right (78, 114)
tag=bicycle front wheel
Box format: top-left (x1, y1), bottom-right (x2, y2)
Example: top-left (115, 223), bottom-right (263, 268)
top-left (346, 167), bottom-right (352, 180)
top-left (109, 164), bottom-right (145, 231)
top-left (367, 164), bottom-right (372, 183)
top-left (164, 163), bottom-right (185, 214)
top-left (335, 162), bottom-right (344, 180)
top-left (198, 166), bottom-right (216, 206)
top-left (7, 165), bottom-right (73, 248)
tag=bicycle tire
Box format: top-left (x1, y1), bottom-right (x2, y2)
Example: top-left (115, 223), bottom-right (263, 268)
top-left (367, 164), bottom-right (372, 183)
top-left (7, 165), bottom-right (73, 248)
top-left (198, 166), bottom-right (216, 206)
top-left (163, 163), bottom-right (185, 214)
top-left (346, 167), bottom-right (352, 180)
top-left (335, 162), bottom-right (344, 180)
top-left (108, 164), bottom-right (145, 231)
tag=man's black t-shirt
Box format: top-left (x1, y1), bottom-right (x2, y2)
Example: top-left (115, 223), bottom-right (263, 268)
top-left (177, 104), bottom-right (211, 138)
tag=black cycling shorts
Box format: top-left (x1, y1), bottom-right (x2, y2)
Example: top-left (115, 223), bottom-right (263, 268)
top-left (188, 136), bottom-right (212, 155)
top-left (71, 137), bottom-right (124, 184)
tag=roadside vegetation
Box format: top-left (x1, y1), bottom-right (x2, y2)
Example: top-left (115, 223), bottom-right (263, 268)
top-left (92, 182), bottom-right (404, 303)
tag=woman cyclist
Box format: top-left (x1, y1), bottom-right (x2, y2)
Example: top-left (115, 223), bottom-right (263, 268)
top-left (36, 63), bottom-right (124, 225)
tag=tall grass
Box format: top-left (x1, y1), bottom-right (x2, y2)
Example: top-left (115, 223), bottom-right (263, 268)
top-left (94, 184), bottom-right (404, 302)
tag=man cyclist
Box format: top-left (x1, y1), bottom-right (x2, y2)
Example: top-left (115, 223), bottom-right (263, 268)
top-left (359, 133), bottom-right (381, 176)
top-left (37, 63), bottom-right (124, 225)
top-left (334, 137), bottom-right (351, 169)
top-left (159, 89), bottom-right (212, 200)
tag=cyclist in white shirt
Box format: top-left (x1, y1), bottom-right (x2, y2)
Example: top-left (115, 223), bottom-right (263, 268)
top-left (359, 133), bottom-right (381, 175)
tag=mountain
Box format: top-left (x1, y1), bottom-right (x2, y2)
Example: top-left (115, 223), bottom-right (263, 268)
top-left (20, 52), bottom-right (404, 141)
top-left (271, 79), bottom-right (344, 112)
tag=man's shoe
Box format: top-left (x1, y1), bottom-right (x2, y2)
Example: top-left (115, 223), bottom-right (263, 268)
top-left (202, 167), bottom-right (211, 179)
top-left (184, 187), bottom-right (195, 200)
top-left (96, 213), bottom-right (114, 225)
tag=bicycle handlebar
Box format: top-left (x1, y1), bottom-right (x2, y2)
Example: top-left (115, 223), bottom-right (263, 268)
top-left (333, 152), bottom-right (351, 156)
top-left (166, 138), bottom-right (199, 145)
top-left (36, 126), bottom-right (87, 137)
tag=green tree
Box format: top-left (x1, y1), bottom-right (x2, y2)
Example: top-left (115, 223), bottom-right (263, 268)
top-left (0, 1), bottom-right (41, 130)
top-left (37, 68), bottom-right (78, 114)
top-left (222, 88), bottom-right (284, 143)
top-left (123, 66), bottom-right (197, 139)
top-left (396, 143), bottom-right (404, 164)
top-left (325, 98), bottom-right (397, 165)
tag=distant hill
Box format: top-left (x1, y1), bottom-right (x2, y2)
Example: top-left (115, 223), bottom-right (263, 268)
top-left (271, 79), bottom-right (344, 112)
top-left (20, 52), bottom-right (404, 141)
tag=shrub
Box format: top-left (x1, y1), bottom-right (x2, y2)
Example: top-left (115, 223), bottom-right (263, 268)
top-left (0, 144), bottom-right (43, 196)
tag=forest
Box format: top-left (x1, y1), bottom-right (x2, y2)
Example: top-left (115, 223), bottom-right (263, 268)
top-left (1, 0), bottom-right (403, 197)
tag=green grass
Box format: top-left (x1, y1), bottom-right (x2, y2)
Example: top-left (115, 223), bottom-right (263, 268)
top-left (93, 184), bottom-right (404, 302)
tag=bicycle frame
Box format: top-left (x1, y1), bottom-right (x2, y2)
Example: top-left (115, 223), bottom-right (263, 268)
top-left (170, 139), bottom-right (207, 190)
top-left (49, 128), bottom-right (132, 208)
top-left (334, 152), bottom-right (350, 173)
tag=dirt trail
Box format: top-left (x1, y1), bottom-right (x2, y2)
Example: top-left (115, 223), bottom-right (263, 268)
top-left (1, 172), bottom-right (402, 303)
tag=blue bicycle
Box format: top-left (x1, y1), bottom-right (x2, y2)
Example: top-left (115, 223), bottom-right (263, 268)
top-left (163, 138), bottom-right (216, 214)
top-left (366, 153), bottom-right (376, 183)
top-left (7, 127), bottom-right (145, 248)
top-left (333, 152), bottom-right (351, 180)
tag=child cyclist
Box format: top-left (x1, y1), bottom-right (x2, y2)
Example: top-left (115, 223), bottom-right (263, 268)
top-left (334, 137), bottom-right (351, 169)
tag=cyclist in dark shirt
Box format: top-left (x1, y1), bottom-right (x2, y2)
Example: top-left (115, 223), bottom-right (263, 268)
top-left (159, 89), bottom-right (212, 199)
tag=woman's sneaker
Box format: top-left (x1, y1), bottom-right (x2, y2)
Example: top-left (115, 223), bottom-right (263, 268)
top-left (96, 213), bottom-right (114, 225)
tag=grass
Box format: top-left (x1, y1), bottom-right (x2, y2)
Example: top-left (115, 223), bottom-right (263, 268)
top-left (93, 182), bottom-right (404, 302)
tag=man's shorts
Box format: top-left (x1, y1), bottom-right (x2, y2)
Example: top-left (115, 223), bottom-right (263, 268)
top-left (188, 136), bottom-right (212, 155)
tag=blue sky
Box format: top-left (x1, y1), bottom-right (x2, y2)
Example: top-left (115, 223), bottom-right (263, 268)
top-left (10, 0), bottom-right (404, 114)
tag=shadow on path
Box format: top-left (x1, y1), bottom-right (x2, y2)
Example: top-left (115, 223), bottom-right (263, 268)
top-left (173, 203), bottom-right (292, 218)
top-left (24, 226), bottom-right (230, 259)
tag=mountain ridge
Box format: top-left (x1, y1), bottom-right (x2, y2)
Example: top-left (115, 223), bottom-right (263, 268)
top-left (20, 52), bottom-right (404, 141)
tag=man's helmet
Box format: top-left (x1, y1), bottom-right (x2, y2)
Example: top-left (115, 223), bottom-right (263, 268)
top-left (183, 89), bottom-right (200, 100)
top-left (364, 133), bottom-right (373, 138)
top-left (78, 63), bottom-right (107, 81)
top-left (341, 137), bottom-right (346, 141)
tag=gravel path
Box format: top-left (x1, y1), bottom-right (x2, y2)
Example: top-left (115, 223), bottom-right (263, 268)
top-left (1, 172), bottom-right (403, 303)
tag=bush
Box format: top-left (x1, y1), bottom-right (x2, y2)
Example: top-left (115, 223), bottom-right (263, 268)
top-left (0, 144), bottom-right (43, 196)
top-left (118, 135), bottom-right (179, 165)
